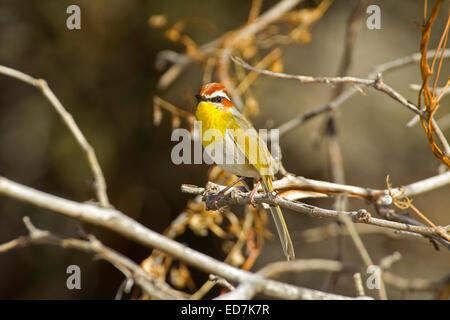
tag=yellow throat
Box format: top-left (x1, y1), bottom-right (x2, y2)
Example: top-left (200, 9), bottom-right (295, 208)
top-left (195, 101), bottom-right (238, 147)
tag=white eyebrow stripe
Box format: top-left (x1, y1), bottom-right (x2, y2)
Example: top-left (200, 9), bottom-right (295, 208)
top-left (209, 89), bottom-right (230, 100)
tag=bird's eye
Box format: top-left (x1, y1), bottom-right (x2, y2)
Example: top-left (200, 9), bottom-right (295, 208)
top-left (214, 96), bottom-right (223, 103)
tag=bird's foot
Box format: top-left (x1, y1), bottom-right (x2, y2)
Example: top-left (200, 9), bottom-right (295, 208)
top-left (205, 183), bottom-right (247, 211)
top-left (248, 180), bottom-right (261, 208)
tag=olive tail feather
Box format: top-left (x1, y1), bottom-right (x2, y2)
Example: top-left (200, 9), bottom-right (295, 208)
top-left (267, 205), bottom-right (295, 260)
top-left (261, 177), bottom-right (295, 261)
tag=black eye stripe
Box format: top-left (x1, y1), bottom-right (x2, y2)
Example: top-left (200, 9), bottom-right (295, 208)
top-left (209, 96), bottom-right (223, 103)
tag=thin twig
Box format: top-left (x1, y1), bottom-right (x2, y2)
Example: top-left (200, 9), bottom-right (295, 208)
top-left (338, 213), bottom-right (388, 300)
top-left (353, 273), bottom-right (365, 297)
top-left (218, 0), bottom-right (305, 109)
top-left (257, 259), bottom-right (359, 278)
top-left (229, 0), bottom-right (304, 45)
top-left (338, 214), bottom-right (373, 267)
top-left (232, 56), bottom-right (421, 116)
top-left (215, 282), bottom-right (258, 300)
top-left (332, 0), bottom-right (368, 98)
top-left (157, 39), bottom-right (220, 91)
top-left (191, 207), bottom-right (254, 299)
top-left (275, 49), bottom-right (450, 137)
top-left (383, 271), bottom-right (450, 292)
top-left (209, 274), bottom-right (236, 291)
top-left (379, 251), bottom-right (402, 270)
top-left (326, 0), bottom-right (367, 191)
top-left (0, 65), bottom-right (110, 207)
top-left (218, 258), bottom-right (371, 300)
top-left (299, 223), bottom-right (434, 244)
top-left (247, 0), bottom-right (264, 24)
top-left (322, 0), bottom-right (368, 291)
top-left (409, 83), bottom-right (450, 99)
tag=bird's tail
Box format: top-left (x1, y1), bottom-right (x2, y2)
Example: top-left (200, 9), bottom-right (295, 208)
top-left (261, 176), bottom-right (295, 261)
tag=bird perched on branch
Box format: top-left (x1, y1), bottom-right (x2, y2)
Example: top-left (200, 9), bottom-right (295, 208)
top-left (194, 82), bottom-right (295, 260)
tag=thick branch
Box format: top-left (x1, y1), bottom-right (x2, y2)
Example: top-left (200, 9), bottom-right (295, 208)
top-left (273, 171), bottom-right (450, 199)
top-left (0, 175), bottom-right (360, 300)
top-left (0, 217), bottom-right (185, 300)
top-left (181, 182), bottom-right (449, 240)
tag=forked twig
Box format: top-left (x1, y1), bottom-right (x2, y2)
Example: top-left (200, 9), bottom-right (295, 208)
top-left (0, 65), bottom-right (110, 207)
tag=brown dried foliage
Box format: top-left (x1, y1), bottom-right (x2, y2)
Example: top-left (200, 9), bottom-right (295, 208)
top-left (419, 0), bottom-right (450, 167)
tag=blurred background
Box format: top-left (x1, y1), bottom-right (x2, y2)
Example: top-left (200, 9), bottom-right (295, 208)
top-left (0, 0), bottom-right (449, 299)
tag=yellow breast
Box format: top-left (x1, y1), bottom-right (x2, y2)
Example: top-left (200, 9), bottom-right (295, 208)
top-left (195, 102), bottom-right (238, 147)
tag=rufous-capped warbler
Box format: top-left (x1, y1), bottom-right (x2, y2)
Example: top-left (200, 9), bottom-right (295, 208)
top-left (195, 82), bottom-right (295, 261)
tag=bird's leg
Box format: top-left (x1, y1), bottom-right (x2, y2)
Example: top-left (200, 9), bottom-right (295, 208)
top-left (221, 176), bottom-right (247, 194)
top-left (211, 176), bottom-right (246, 208)
top-left (248, 179), bottom-right (261, 208)
top-left (241, 177), bottom-right (254, 192)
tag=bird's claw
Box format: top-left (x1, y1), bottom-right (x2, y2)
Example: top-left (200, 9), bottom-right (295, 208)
top-left (248, 189), bottom-right (258, 208)
top-left (206, 192), bottom-right (223, 211)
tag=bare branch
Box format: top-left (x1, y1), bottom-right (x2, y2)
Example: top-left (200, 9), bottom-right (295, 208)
top-left (232, 56), bottom-right (421, 116)
top-left (157, 39), bottom-right (220, 91)
top-left (338, 214), bottom-right (373, 267)
top-left (383, 271), bottom-right (450, 292)
top-left (0, 175), bottom-right (361, 300)
top-left (409, 83), bottom-right (450, 99)
top-left (218, 0), bottom-right (306, 109)
top-left (332, 0), bottom-right (368, 97)
top-left (230, 0), bottom-right (304, 44)
top-left (215, 282), bottom-right (257, 300)
top-left (272, 171), bottom-right (450, 199)
top-left (379, 251), bottom-right (402, 270)
top-left (299, 223), bottom-right (434, 244)
top-left (353, 273), bottom-right (365, 297)
top-left (320, 0), bottom-right (368, 291)
top-left (276, 49), bottom-right (450, 137)
top-left (0, 217), bottom-right (186, 300)
top-left (338, 213), bottom-right (388, 300)
top-left (218, 259), bottom-right (369, 300)
top-left (181, 182), bottom-right (449, 240)
top-left (0, 65), bottom-right (110, 207)
top-left (257, 259), bottom-right (359, 278)
top-left (209, 274), bottom-right (236, 291)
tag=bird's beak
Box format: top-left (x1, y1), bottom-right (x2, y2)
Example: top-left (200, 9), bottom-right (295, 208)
top-left (195, 94), bottom-right (205, 102)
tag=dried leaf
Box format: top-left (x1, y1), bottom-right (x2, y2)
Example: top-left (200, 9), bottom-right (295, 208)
top-left (208, 223), bottom-right (228, 238)
top-left (189, 214), bottom-right (208, 236)
top-left (170, 264), bottom-right (191, 289)
top-left (171, 115), bottom-right (181, 129)
top-left (436, 283), bottom-right (450, 300)
top-left (141, 255), bottom-right (167, 279)
top-left (229, 249), bottom-right (245, 267)
top-left (153, 103), bottom-right (162, 126)
top-left (270, 59), bottom-right (284, 73)
top-left (241, 45), bottom-right (258, 60)
top-left (222, 240), bottom-right (235, 255)
top-left (186, 115), bottom-right (195, 132)
top-left (165, 29), bottom-right (180, 42)
top-left (279, 189), bottom-right (328, 201)
top-left (148, 15), bottom-right (167, 28)
top-left (245, 96), bottom-right (259, 116)
top-left (289, 27), bottom-right (312, 43)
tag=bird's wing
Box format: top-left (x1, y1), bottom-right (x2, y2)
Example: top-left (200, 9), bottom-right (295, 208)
top-left (227, 109), bottom-right (278, 177)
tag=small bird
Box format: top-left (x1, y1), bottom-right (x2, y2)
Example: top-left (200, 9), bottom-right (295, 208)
top-left (195, 82), bottom-right (295, 260)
